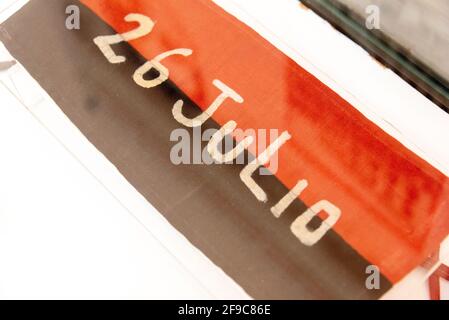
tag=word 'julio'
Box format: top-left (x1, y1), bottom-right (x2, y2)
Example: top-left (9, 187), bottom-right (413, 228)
top-left (92, 13), bottom-right (341, 246)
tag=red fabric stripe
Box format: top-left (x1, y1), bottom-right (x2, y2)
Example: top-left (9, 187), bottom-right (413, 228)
top-left (425, 249), bottom-right (449, 300)
top-left (80, 0), bottom-right (449, 282)
top-left (429, 274), bottom-right (441, 300)
top-left (436, 264), bottom-right (449, 281)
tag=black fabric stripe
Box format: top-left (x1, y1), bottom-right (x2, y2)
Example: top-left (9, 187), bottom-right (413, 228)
top-left (0, 0), bottom-right (392, 299)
